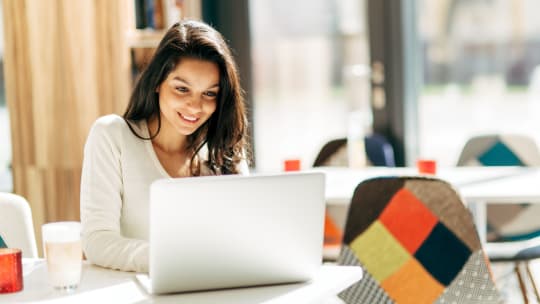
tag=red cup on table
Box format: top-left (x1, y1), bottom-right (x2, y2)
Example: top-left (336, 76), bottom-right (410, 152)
top-left (417, 159), bottom-right (437, 175)
top-left (284, 159), bottom-right (301, 172)
top-left (0, 248), bottom-right (23, 293)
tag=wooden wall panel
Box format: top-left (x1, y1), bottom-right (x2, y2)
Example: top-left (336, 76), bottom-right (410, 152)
top-left (3, 0), bottom-right (130, 256)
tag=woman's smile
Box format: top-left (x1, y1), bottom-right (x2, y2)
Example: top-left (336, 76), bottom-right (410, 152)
top-left (178, 112), bottom-right (199, 123)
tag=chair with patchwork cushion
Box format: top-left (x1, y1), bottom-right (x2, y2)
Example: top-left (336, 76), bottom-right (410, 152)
top-left (457, 134), bottom-right (540, 242)
top-left (458, 134), bottom-right (540, 303)
top-left (337, 176), bottom-right (502, 304)
top-left (313, 134), bottom-right (396, 167)
top-left (457, 134), bottom-right (540, 167)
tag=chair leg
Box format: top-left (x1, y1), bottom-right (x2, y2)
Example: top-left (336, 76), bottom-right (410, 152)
top-left (525, 262), bottom-right (540, 303)
top-left (515, 262), bottom-right (529, 304)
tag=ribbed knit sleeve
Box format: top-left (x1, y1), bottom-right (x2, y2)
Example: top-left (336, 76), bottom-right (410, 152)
top-left (80, 116), bottom-right (149, 273)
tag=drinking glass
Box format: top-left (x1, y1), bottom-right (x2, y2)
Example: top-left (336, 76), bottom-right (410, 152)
top-left (42, 221), bottom-right (82, 292)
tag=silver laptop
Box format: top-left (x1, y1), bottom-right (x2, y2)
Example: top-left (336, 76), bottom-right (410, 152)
top-left (139, 172), bottom-right (325, 294)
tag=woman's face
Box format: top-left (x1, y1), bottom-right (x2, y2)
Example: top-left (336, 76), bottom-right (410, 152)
top-left (157, 57), bottom-right (220, 136)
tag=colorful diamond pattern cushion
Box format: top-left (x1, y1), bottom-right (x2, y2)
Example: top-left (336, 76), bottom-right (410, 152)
top-left (350, 221), bottom-right (410, 282)
top-left (457, 134), bottom-right (540, 167)
top-left (338, 177), bottom-right (503, 304)
top-left (414, 222), bottom-right (471, 285)
top-left (405, 180), bottom-right (481, 252)
top-left (478, 141), bottom-right (524, 166)
top-left (379, 188), bottom-right (438, 254)
top-left (381, 258), bottom-right (444, 304)
top-left (343, 178), bottom-right (405, 244)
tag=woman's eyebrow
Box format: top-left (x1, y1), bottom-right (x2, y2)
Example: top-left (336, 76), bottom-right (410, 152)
top-left (171, 76), bottom-right (190, 85)
top-left (171, 76), bottom-right (219, 89)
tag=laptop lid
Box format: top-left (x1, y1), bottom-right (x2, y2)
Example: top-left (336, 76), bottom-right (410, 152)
top-left (148, 172), bottom-right (325, 294)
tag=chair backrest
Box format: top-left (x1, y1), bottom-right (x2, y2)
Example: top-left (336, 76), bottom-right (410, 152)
top-left (0, 192), bottom-right (38, 258)
top-left (457, 134), bottom-right (540, 166)
top-left (313, 134), bottom-right (395, 167)
top-left (0, 234), bottom-right (6, 248)
top-left (337, 177), bottom-right (502, 304)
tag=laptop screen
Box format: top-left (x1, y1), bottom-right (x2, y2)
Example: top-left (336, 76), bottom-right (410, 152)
top-left (148, 172), bottom-right (325, 294)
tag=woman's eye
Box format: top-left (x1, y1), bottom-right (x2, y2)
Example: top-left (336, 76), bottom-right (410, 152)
top-left (204, 91), bottom-right (218, 98)
top-left (175, 87), bottom-right (189, 93)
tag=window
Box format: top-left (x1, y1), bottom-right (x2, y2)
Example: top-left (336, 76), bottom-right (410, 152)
top-left (249, 0), bottom-right (370, 171)
top-left (417, 0), bottom-right (540, 165)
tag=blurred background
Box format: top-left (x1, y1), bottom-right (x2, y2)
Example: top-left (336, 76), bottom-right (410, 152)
top-left (2, 0), bottom-right (540, 228)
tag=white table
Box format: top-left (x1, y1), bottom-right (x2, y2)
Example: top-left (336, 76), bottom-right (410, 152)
top-left (1, 260), bottom-right (362, 304)
top-left (316, 166), bottom-right (540, 247)
top-left (458, 168), bottom-right (540, 245)
top-left (317, 166), bottom-right (534, 206)
top-left (458, 168), bottom-right (540, 202)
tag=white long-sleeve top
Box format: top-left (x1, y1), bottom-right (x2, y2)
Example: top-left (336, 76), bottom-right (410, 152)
top-left (80, 114), bottom-right (248, 272)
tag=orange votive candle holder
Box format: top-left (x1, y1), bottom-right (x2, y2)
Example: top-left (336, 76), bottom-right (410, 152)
top-left (284, 159), bottom-right (301, 172)
top-left (417, 159), bottom-right (437, 175)
top-left (0, 248), bottom-right (23, 293)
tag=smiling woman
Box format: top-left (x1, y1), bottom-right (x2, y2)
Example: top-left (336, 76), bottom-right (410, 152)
top-left (80, 20), bottom-right (251, 273)
top-left (153, 58), bottom-right (219, 143)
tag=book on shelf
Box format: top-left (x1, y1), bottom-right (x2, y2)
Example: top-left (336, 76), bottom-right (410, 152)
top-left (154, 0), bottom-right (165, 29)
top-left (145, 0), bottom-right (155, 29)
top-left (134, 0), bottom-right (146, 29)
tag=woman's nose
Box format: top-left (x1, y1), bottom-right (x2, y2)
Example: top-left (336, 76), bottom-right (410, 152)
top-left (185, 96), bottom-right (203, 113)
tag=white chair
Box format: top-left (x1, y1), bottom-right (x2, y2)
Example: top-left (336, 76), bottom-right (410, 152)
top-left (0, 192), bottom-right (38, 258)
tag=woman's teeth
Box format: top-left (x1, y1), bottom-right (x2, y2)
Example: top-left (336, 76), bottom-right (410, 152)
top-left (180, 113), bottom-right (197, 122)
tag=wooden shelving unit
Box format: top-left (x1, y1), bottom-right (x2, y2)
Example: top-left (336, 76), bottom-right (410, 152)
top-left (127, 0), bottom-right (201, 78)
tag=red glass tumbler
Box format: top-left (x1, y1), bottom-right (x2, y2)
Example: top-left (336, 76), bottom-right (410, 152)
top-left (0, 248), bottom-right (23, 293)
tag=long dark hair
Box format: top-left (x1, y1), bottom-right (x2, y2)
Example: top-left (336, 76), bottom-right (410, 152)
top-left (123, 20), bottom-right (250, 175)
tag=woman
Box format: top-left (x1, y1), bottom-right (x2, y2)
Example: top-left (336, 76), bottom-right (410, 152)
top-left (80, 20), bottom-right (250, 272)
